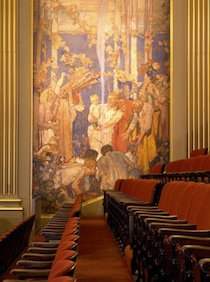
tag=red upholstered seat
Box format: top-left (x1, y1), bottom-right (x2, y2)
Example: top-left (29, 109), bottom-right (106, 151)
top-left (190, 147), bottom-right (208, 158)
top-left (165, 182), bottom-right (193, 216)
top-left (53, 249), bottom-right (78, 263)
top-left (57, 241), bottom-right (77, 252)
top-left (118, 179), bottom-right (160, 203)
top-left (48, 260), bottom-right (76, 280)
top-left (195, 184), bottom-right (210, 229)
top-left (186, 183), bottom-right (209, 224)
top-left (157, 181), bottom-right (185, 212)
top-left (171, 182), bottom-right (205, 220)
top-left (114, 178), bottom-right (124, 190)
top-left (169, 159), bottom-right (189, 173)
top-left (151, 163), bottom-right (165, 174)
top-left (49, 276), bottom-right (77, 282)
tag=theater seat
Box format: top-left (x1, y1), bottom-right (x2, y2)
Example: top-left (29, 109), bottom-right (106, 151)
top-left (151, 162), bottom-right (165, 174)
top-left (190, 147), bottom-right (208, 158)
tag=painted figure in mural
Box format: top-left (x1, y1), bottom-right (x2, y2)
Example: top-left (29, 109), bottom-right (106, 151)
top-left (35, 136), bottom-right (60, 160)
top-left (38, 72), bottom-right (69, 149)
top-left (147, 61), bottom-right (161, 82)
top-left (125, 142), bottom-right (138, 168)
top-left (94, 92), bottom-right (123, 157)
top-left (74, 148), bottom-right (102, 199)
top-left (122, 98), bottom-right (157, 174)
top-left (144, 82), bottom-right (161, 144)
top-left (144, 77), bottom-right (170, 145)
top-left (112, 92), bottom-right (133, 153)
top-left (154, 74), bottom-right (170, 142)
top-left (54, 83), bottom-right (85, 162)
top-left (87, 94), bottom-right (102, 153)
top-left (138, 60), bottom-right (163, 145)
top-left (130, 84), bottom-right (140, 100)
top-left (38, 88), bottom-right (60, 147)
top-left (88, 94), bottom-right (101, 126)
top-left (129, 168), bottom-right (141, 179)
top-left (141, 60), bottom-right (161, 92)
top-left (75, 148), bottom-right (99, 164)
top-left (61, 159), bottom-right (97, 199)
top-left (97, 144), bottom-right (135, 190)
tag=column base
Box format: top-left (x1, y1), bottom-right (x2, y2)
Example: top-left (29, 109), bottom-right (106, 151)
top-left (0, 198), bottom-right (24, 234)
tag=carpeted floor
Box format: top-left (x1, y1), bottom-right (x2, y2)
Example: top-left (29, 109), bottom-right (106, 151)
top-left (75, 216), bottom-right (134, 282)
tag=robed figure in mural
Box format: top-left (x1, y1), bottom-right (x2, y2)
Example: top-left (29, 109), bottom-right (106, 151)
top-left (122, 98), bottom-right (157, 174)
top-left (93, 92), bottom-right (124, 158)
top-left (38, 88), bottom-right (60, 147)
top-left (97, 145), bottom-right (135, 190)
top-left (55, 87), bottom-right (85, 162)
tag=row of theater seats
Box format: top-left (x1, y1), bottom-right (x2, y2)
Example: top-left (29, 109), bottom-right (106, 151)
top-left (104, 178), bottom-right (163, 250)
top-left (2, 193), bottom-right (83, 282)
top-left (104, 178), bottom-right (210, 281)
top-left (0, 214), bottom-right (35, 275)
top-left (141, 153), bottom-right (210, 183)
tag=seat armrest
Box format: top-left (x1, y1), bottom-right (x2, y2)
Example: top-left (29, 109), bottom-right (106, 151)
top-left (41, 231), bottom-right (64, 235)
top-left (50, 219), bottom-right (68, 222)
top-left (134, 210), bottom-right (168, 216)
top-left (158, 228), bottom-right (210, 238)
top-left (121, 201), bottom-right (151, 206)
top-left (32, 242), bottom-right (59, 248)
top-left (48, 240), bottom-right (61, 244)
top-left (182, 244), bottom-right (210, 259)
top-left (139, 214), bottom-right (178, 221)
top-left (198, 258), bottom-right (210, 274)
top-left (41, 228), bottom-right (65, 232)
top-left (27, 246), bottom-right (57, 254)
top-left (10, 268), bottom-right (51, 279)
top-left (148, 222), bottom-right (196, 230)
top-left (127, 205), bottom-right (158, 212)
top-left (1, 280), bottom-right (47, 282)
top-left (11, 260), bottom-right (76, 279)
top-left (169, 235), bottom-right (210, 247)
top-left (22, 252), bottom-right (56, 261)
top-left (145, 218), bottom-right (187, 225)
top-left (16, 259), bottom-right (53, 269)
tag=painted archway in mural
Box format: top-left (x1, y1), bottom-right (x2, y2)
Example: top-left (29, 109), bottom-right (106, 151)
top-left (33, 0), bottom-right (170, 213)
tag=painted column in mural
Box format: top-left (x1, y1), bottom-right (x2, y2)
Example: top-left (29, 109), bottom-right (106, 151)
top-left (131, 0), bottom-right (139, 83)
top-left (144, 0), bottom-right (153, 63)
top-left (33, 0), bottom-right (44, 152)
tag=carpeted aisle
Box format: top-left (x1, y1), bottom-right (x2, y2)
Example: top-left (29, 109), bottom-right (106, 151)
top-left (75, 216), bottom-right (134, 282)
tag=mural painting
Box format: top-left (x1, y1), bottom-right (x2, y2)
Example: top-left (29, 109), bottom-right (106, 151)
top-left (33, 0), bottom-right (170, 213)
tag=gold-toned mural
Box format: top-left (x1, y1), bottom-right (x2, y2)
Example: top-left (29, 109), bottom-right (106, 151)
top-left (33, 0), bottom-right (170, 213)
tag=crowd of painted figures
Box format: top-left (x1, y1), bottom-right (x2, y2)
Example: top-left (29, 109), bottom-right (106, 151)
top-left (33, 61), bottom-right (170, 207)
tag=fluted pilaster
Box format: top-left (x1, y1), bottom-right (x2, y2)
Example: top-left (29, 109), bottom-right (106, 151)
top-left (0, 0), bottom-right (23, 217)
top-left (187, 0), bottom-right (210, 154)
